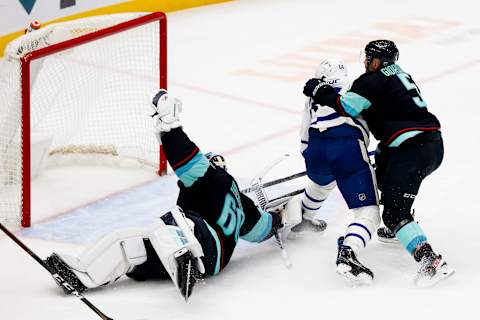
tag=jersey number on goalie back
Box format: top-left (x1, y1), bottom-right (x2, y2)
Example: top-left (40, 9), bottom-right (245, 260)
top-left (217, 188), bottom-right (245, 241)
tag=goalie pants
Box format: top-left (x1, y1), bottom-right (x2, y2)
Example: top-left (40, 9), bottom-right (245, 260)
top-left (375, 131), bottom-right (443, 231)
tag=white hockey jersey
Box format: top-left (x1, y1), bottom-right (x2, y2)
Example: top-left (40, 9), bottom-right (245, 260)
top-left (300, 95), bottom-right (370, 153)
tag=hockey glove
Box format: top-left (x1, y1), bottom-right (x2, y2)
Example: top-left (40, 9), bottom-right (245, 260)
top-left (151, 90), bottom-right (182, 140)
top-left (303, 79), bottom-right (337, 106)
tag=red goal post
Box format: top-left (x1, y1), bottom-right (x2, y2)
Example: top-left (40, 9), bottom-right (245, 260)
top-left (0, 12), bottom-right (168, 227)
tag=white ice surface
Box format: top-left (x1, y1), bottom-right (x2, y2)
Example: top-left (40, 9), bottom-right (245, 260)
top-left (1, 0), bottom-right (479, 319)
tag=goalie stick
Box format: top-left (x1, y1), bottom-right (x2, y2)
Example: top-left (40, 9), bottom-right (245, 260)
top-left (269, 188), bottom-right (305, 204)
top-left (241, 149), bottom-right (374, 193)
top-left (247, 155), bottom-right (294, 269)
top-left (241, 171), bottom-right (306, 194)
top-left (0, 223), bottom-right (114, 320)
top-left (253, 185), bottom-right (293, 269)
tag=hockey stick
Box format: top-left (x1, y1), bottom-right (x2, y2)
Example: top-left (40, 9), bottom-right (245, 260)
top-left (268, 188), bottom-right (305, 203)
top-left (0, 223), bottom-right (114, 320)
top-left (250, 154), bottom-right (290, 186)
top-left (252, 185), bottom-right (293, 269)
top-left (241, 171), bottom-right (307, 194)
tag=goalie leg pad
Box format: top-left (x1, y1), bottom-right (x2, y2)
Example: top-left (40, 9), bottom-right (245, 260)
top-left (56, 228), bottom-right (148, 289)
top-left (343, 205), bottom-right (380, 253)
top-left (148, 207), bottom-right (205, 300)
top-left (148, 207), bottom-right (205, 282)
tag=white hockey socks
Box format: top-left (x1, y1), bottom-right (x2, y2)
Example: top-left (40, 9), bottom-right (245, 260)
top-left (343, 205), bottom-right (380, 253)
top-left (301, 180), bottom-right (335, 218)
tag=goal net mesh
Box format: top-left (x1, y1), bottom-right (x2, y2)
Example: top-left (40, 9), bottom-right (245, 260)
top-left (0, 13), bottom-right (165, 226)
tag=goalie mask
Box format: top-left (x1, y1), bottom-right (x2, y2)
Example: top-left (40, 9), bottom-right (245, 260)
top-left (205, 152), bottom-right (227, 171)
top-left (314, 58), bottom-right (349, 93)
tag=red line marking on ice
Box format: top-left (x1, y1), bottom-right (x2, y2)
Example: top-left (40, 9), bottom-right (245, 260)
top-left (419, 59), bottom-right (480, 84)
top-left (32, 175), bottom-right (166, 225)
top-left (171, 81), bottom-right (300, 115)
top-left (222, 125), bottom-right (300, 156)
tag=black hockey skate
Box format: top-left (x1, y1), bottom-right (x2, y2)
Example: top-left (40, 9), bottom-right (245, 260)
top-left (377, 226), bottom-right (398, 244)
top-left (414, 252), bottom-right (454, 288)
top-left (174, 248), bottom-right (199, 302)
top-left (45, 253), bottom-right (87, 295)
top-left (336, 237), bottom-right (374, 285)
top-left (378, 211), bottom-right (417, 244)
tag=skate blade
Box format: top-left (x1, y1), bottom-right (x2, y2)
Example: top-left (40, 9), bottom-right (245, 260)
top-left (377, 237), bottom-right (400, 245)
top-left (291, 220), bottom-right (327, 233)
top-left (174, 249), bottom-right (197, 302)
top-left (415, 266), bottom-right (455, 288)
top-left (336, 264), bottom-right (373, 286)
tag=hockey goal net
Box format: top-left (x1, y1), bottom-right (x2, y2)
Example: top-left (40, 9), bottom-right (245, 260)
top-left (0, 12), bottom-right (167, 227)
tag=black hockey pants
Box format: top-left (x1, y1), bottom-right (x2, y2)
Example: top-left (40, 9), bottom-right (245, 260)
top-left (375, 131), bottom-right (443, 231)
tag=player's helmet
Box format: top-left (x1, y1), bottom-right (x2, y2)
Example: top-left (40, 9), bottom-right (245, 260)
top-left (364, 40), bottom-right (399, 66)
top-left (314, 58), bottom-right (349, 92)
top-left (205, 152), bottom-right (227, 171)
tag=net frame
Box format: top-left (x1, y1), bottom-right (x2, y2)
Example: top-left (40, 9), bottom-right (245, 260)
top-left (13, 12), bottom-right (167, 227)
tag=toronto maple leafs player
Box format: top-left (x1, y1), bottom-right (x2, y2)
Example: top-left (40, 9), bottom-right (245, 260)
top-left (303, 40), bottom-right (454, 287)
top-left (45, 90), bottom-right (300, 300)
top-left (294, 59), bottom-right (381, 284)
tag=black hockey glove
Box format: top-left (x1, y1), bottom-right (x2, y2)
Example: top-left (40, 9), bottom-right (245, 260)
top-left (303, 79), bottom-right (337, 106)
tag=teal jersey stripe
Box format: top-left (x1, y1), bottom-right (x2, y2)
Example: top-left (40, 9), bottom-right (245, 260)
top-left (174, 152), bottom-right (209, 187)
top-left (240, 209), bottom-right (272, 243)
top-left (204, 222), bottom-right (221, 275)
top-left (340, 92), bottom-right (372, 117)
top-left (396, 221), bottom-right (428, 254)
top-left (388, 131), bottom-right (422, 147)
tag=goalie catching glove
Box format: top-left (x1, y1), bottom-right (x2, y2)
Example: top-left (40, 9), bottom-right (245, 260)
top-left (151, 89), bottom-right (183, 139)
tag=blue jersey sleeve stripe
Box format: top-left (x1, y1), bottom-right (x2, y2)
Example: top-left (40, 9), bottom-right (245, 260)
top-left (240, 210), bottom-right (272, 243)
top-left (204, 222), bottom-right (221, 275)
top-left (174, 152), bottom-right (209, 187)
top-left (339, 92), bottom-right (372, 117)
top-left (311, 113), bottom-right (340, 124)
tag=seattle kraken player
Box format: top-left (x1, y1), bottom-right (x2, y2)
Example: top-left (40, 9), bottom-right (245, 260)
top-left (45, 90), bottom-right (300, 300)
top-left (303, 40), bottom-right (454, 286)
top-left (295, 59), bottom-right (381, 284)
